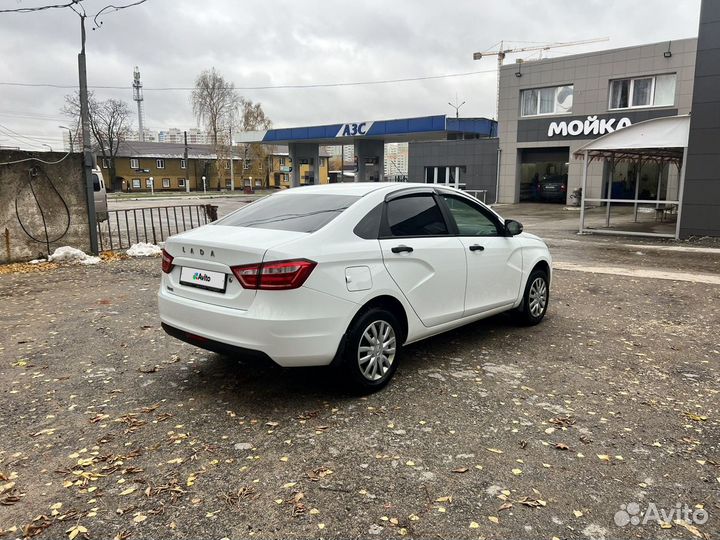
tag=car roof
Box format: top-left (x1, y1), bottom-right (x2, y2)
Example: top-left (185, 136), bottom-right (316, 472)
top-left (279, 182), bottom-right (436, 197)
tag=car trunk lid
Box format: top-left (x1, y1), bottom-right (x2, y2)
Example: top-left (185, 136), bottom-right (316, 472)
top-left (163, 224), bottom-right (307, 310)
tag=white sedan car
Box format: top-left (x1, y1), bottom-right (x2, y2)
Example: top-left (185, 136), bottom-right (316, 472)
top-left (159, 183), bottom-right (551, 391)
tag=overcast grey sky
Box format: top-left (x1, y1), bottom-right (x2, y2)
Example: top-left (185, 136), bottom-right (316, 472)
top-left (0, 0), bottom-right (701, 150)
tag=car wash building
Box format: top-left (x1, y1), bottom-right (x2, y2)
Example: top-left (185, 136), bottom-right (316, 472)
top-left (496, 37), bottom-right (698, 205)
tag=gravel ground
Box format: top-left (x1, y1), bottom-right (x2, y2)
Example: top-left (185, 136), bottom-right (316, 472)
top-left (0, 242), bottom-right (719, 540)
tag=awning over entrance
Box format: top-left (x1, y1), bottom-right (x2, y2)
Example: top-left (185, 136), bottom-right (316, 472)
top-left (574, 115), bottom-right (691, 239)
top-left (574, 114), bottom-right (690, 162)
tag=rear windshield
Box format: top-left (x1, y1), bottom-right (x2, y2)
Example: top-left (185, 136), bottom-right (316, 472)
top-left (217, 193), bottom-right (360, 233)
top-left (92, 174), bottom-right (101, 192)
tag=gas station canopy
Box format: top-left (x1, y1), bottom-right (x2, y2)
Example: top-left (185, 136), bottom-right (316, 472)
top-left (235, 115), bottom-right (497, 145)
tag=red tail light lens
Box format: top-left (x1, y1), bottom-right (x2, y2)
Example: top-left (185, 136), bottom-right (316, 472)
top-left (231, 259), bottom-right (316, 290)
top-left (232, 263), bottom-right (261, 289)
top-left (161, 249), bottom-right (174, 273)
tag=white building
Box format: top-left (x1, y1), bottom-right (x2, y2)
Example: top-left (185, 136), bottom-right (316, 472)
top-left (384, 142), bottom-right (408, 178)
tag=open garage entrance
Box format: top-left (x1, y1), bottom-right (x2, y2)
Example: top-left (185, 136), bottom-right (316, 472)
top-left (519, 147), bottom-right (570, 203)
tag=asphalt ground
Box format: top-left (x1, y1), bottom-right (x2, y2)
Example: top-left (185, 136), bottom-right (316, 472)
top-left (1, 202), bottom-right (719, 540)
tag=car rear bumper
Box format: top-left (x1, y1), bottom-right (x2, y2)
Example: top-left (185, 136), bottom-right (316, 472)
top-left (157, 286), bottom-right (357, 367)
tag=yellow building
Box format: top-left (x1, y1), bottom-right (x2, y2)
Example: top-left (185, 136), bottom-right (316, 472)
top-left (267, 149), bottom-right (331, 189)
top-left (102, 142), bottom-right (329, 192)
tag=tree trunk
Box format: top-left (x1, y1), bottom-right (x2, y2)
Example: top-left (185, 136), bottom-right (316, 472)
top-left (109, 164), bottom-right (121, 192)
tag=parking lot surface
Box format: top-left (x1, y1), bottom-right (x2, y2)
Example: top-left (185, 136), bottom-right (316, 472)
top-left (1, 215), bottom-right (719, 539)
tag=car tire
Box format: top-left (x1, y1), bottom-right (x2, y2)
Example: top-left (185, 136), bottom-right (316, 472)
top-left (337, 308), bottom-right (402, 393)
top-left (515, 269), bottom-right (549, 326)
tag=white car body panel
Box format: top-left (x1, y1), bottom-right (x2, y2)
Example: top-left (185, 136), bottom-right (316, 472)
top-left (158, 182), bottom-right (552, 368)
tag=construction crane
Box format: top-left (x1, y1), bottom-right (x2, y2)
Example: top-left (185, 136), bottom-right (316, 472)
top-left (473, 38), bottom-right (609, 119)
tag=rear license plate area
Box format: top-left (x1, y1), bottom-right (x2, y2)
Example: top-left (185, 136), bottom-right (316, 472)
top-left (179, 266), bottom-right (227, 293)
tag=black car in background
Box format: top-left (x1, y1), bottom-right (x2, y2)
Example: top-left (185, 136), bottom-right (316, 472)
top-left (538, 174), bottom-right (568, 203)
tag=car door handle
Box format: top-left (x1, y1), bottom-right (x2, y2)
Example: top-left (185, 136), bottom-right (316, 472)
top-left (391, 245), bottom-right (413, 253)
top-left (469, 244), bottom-right (485, 251)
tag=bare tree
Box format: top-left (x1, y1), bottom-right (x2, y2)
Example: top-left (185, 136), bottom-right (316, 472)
top-left (63, 92), bottom-right (132, 191)
top-left (191, 68), bottom-right (242, 188)
top-left (236, 99), bottom-right (272, 187)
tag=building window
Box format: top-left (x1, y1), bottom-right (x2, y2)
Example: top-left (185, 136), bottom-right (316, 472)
top-left (224, 160), bottom-right (230, 170)
top-left (101, 158), bottom-right (110, 169)
top-left (130, 158), bottom-right (139, 169)
top-left (146, 178), bottom-right (153, 187)
top-left (156, 159), bottom-right (165, 169)
top-left (180, 159), bottom-right (186, 169)
top-left (244, 159), bottom-right (251, 170)
top-left (132, 178), bottom-right (140, 188)
top-left (162, 178), bottom-right (170, 188)
top-left (609, 74), bottom-right (676, 110)
top-left (178, 178), bottom-right (186, 188)
top-left (279, 157), bottom-right (286, 166)
top-left (424, 166), bottom-right (467, 188)
top-left (520, 85), bottom-right (574, 117)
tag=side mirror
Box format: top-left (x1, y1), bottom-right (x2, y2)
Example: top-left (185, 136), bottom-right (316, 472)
top-left (505, 219), bottom-right (523, 236)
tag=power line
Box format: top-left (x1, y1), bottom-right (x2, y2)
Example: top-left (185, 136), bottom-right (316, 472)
top-left (0, 1), bottom-right (84, 14)
top-left (0, 68), bottom-right (498, 92)
top-left (93, 0), bottom-right (148, 28)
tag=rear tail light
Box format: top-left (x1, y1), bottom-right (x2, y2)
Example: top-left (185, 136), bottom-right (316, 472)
top-left (161, 249), bottom-right (174, 273)
top-left (231, 259), bottom-right (316, 290)
top-left (561, 184), bottom-right (567, 192)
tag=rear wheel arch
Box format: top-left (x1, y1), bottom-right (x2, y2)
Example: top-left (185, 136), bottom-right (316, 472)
top-left (353, 295), bottom-right (409, 344)
top-left (333, 294), bottom-right (409, 366)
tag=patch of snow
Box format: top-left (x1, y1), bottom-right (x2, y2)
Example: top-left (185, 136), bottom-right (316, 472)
top-left (126, 242), bottom-right (162, 257)
top-left (48, 246), bottom-right (100, 265)
top-left (28, 258), bottom-right (46, 264)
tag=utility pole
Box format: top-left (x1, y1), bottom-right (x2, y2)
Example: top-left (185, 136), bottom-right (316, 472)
top-left (78, 13), bottom-right (98, 254)
top-left (229, 127), bottom-right (235, 192)
top-left (183, 130), bottom-right (190, 193)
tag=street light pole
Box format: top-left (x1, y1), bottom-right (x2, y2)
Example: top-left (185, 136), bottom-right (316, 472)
top-left (229, 127), bottom-right (235, 192)
top-left (78, 13), bottom-right (98, 254)
top-left (202, 175), bottom-right (207, 193)
top-left (149, 176), bottom-right (154, 195)
top-left (59, 125), bottom-right (73, 152)
top-left (42, 143), bottom-right (53, 152)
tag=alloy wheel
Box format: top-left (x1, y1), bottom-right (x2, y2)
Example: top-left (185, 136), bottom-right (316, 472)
top-left (528, 276), bottom-right (548, 317)
top-left (357, 320), bottom-right (397, 382)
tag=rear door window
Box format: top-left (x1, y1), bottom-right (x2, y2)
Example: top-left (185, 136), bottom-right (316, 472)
top-left (217, 193), bottom-right (359, 233)
top-left (440, 194), bottom-right (501, 236)
top-left (92, 174), bottom-right (101, 192)
top-left (384, 194), bottom-right (449, 237)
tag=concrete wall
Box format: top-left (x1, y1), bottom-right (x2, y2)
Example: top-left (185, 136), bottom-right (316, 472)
top-left (408, 139), bottom-right (499, 201)
top-left (498, 38), bottom-right (697, 203)
top-left (0, 151), bottom-right (90, 263)
top-left (680, 0), bottom-right (720, 238)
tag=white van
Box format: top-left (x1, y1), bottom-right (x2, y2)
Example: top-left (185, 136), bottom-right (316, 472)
top-left (92, 167), bottom-right (108, 221)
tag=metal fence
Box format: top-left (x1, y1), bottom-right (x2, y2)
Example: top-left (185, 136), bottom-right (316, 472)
top-left (97, 204), bottom-right (217, 252)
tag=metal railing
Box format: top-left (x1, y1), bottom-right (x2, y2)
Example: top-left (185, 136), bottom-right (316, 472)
top-left (463, 189), bottom-right (488, 203)
top-left (97, 204), bottom-right (217, 252)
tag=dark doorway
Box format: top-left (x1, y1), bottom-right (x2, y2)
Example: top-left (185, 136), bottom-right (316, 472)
top-left (519, 147), bottom-right (570, 203)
